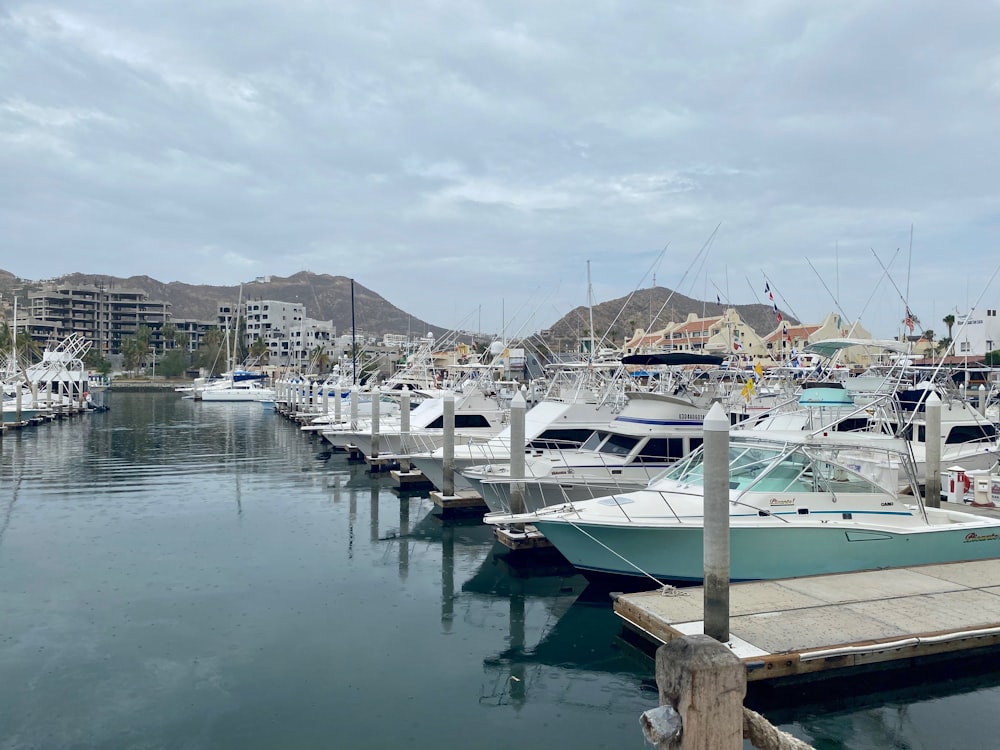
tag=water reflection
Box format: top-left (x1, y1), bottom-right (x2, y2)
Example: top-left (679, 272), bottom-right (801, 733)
top-left (8, 392), bottom-right (1000, 749)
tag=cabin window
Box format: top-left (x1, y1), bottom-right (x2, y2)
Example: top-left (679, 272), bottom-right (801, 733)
top-left (529, 428), bottom-right (600, 451)
top-left (598, 434), bottom-right (641, 456)
top-left (946, 424), bottom-right (998, 444)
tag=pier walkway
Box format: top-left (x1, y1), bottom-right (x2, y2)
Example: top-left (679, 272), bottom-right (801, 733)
top-left (616, 556), bottom-right (1000, 683)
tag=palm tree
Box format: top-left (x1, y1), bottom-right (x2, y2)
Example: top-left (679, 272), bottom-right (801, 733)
top-left (943, 314), bottom-right (956, 341)
top-left (249, 337), bottom-right (269, 365)
top-left (309, 345), bottom-right (330, 375)
top-left (922, 329), bottom-right (935, 358)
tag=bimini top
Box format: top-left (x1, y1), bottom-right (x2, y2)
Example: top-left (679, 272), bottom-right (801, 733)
top-left (621, 352), bottom-right (726, 367)
top-left (804, 338), bottom-right (911, 359)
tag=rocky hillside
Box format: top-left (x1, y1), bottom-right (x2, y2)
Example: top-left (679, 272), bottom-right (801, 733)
top-left (539, 286), bottom-right (796, 350)
top-left (0, 271), bottom-right (450, 339)
top-left (0, 270), bottom-right (793, 345)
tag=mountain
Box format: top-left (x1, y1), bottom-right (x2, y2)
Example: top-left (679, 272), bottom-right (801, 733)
top-left (538, 286), bottom-right (796, 351)
top-left (0, 270), bottom-right (793, 346)
top-left (0, 271), bottom-right (451, 339)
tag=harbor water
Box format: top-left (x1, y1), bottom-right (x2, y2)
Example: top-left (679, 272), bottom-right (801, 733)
top-left (2, 391), bottom-right (1000, 749)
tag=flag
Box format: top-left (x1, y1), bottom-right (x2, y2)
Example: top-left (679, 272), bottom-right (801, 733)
top-left (765, 282), bottom-right (773, 302)
top-left (716, 295), bottom-right (721, 305)
top-left (904, 308), bottom-right (915, 332)
top-left (741, 379), bottom-right (755, 401)
top-left (754, 360), bottom-right (763, 377)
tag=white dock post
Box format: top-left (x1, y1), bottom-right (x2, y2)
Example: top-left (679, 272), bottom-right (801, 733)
top-left (15, 386), bottom-right (22, 423)
top-left (350, 386), bottom-right (359, 429)
top-left (979, 384), bottom-right (987, 416)
top-left (322, 386), bottom-right (329, 416)
top-left (925, 391), bottom-right (942, 508)
top-left (703, 402), bottom-right (731, 643)
top-left (509, 387), bottom-right (527, 515)
top-left (334, 383), bottom-right (342, 424)
top-left (370, 385), bottom-right (381, 458)
top-left (442, 391), bottom-right (455, 496)
top-left (399, 386), bottom-right (411, 471)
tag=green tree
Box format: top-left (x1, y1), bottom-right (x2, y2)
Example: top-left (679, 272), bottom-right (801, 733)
top-left (161, 321), bottom-right (178, 350)
top-left (943, 314), bottom-right (956, 340)
top-left (310, 344), bottom-right (331, 374)
top-left (197, 328), bottom-right (226, 376)
top-left (922, 329), bottom-right (935, 358)
top-left (0, 322), bottom-right (42, 365)
top-left (249, 337), bottom-right (269, 364)
top-left (157, 349), bottom-right (188, 377)
top-left (84, 348), bottom-right (113, 377)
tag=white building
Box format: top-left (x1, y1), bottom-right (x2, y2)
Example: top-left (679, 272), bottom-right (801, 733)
top-left (241, 299), bottom-right (336, 368)
top-left (952, 308), bottom-right (1000, 356)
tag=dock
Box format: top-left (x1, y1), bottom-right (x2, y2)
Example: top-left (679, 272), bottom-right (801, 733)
top-left (430, 489), bottom-right (488, 515)
top-left (492, 523), bottom-right (554, 552)
top-left (615, 557), bottom-right (1000, 683)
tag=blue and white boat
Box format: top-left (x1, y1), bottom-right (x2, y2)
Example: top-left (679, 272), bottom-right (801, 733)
top-left (485, 428), bottom-right (1000, 583)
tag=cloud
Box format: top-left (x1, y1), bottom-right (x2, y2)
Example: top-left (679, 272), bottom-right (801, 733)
top-left (0, 0), bottom-right (998, 336)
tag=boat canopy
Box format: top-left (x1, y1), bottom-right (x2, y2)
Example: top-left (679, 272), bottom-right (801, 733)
top-left (621, 353), bottom-right (725, 367)
top-left (804, 338), bottom-right (911, 358)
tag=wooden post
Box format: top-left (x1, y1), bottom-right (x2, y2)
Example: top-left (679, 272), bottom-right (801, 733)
top-left (925, 391), bottom-right (942, 508)
top-left (442, 391), bottom-right (455, 496)
top-left (654, 635), bottom-right (745, 750)
top-left (703, 402), bottom-right (730, 642)
top-left (509, 387), bottom-right (526, 514)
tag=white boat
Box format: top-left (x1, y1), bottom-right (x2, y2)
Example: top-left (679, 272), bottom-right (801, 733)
top-left (485, 420), bottom-right (1000, 584)
top-left (320, 381), bottom-right (507, 454)
top-left (197, 379), bottom-right (276, 402)
top-left (461, 391), bottom-right (707, 513)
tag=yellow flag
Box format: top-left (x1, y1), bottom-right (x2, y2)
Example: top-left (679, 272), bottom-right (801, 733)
top-left (754, 360), bottom-right (763, 377)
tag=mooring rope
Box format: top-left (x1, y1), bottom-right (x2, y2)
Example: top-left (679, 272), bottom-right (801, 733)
top-left (743, 707), bottom-right (815, 750)
top-left (563, 517), bottom-right (687, 595)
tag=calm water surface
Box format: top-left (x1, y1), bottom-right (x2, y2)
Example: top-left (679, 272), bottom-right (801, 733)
top-left (2, 391), bottom-right (1000, 750)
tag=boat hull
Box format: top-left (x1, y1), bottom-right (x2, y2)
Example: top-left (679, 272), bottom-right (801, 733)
top-left (530, 517), bottom-right (1000, 582)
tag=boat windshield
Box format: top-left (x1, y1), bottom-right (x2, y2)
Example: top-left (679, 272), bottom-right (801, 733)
top-left (659, 441), bottom-right (786, 487)
top-left (658, 438), bottom-right (897, 495)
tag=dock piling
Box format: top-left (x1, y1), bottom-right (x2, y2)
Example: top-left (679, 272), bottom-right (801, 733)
top-left (925, 392), bottom-right (942, 508)
top-left (703, 402), bottom-right (731, 643)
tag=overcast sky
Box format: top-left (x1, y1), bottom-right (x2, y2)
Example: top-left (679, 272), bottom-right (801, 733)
top-left (2, 1), bottom-right (998, 340)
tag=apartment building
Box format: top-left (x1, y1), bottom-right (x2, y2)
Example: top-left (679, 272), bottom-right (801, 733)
top-left (25, 283), bottom-right (171, 355)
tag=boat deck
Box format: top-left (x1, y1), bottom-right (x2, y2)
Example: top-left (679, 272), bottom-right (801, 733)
top-left (615, 513), bottom-right (1000, 682)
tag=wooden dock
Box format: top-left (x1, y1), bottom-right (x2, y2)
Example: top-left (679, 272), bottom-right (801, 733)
top-left (615, 557), bottom-right (1000, 683)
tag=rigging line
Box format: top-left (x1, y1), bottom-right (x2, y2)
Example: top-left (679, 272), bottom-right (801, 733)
top-left (804, 258), bottom-right (855, 327)
top-left (562, 516), bottom-right (681, 592)
top-left (758, 271), bottom-right (804, 327)
top-left (595, 243), bottom-right (671, 348)
top-left (870, 248), bottom-right (922, 332)
top-left (648, 223), bottom-right (722, 331)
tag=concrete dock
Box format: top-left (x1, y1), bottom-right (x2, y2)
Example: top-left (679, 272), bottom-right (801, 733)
top-left (615, 557), bottom-right (1000, 682)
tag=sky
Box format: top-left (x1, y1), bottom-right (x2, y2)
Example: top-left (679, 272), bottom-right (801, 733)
top-left (1, 1), bottom-right (998, 341)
